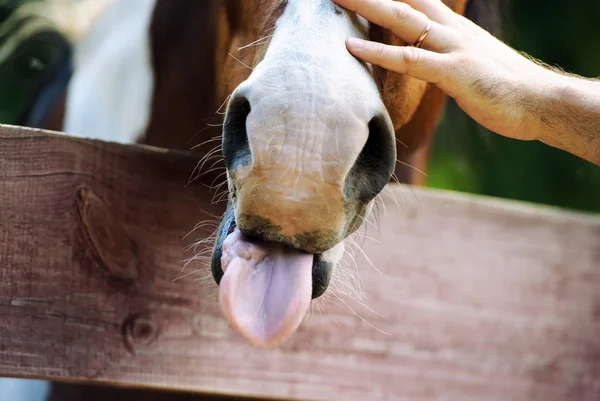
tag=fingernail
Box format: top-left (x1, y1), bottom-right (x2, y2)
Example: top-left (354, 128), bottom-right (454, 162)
top-left (346, 37), bottom-right (366, 50)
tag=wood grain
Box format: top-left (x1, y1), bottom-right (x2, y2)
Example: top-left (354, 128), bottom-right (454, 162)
top-left (1, 124), bottom-right (600, 401)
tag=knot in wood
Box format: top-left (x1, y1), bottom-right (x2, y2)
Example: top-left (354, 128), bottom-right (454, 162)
top-left (122, 313), bottom-right (159, 353)
top-left (75, 186), bottom-right (139, 281)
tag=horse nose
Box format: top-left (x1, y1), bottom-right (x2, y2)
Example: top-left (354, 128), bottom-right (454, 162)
top-left (221, 87), bottom-right (396, 253)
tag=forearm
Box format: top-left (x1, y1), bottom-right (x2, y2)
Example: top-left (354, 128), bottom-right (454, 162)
top-left (525, 71), bottom-right (600, 166)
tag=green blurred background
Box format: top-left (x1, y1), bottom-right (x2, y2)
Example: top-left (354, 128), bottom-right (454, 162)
top-left (1, 0), bottom-right (599, 213)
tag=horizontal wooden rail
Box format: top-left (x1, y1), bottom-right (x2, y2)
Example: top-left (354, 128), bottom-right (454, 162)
top-left (1, 124), bottom-right (600, 401)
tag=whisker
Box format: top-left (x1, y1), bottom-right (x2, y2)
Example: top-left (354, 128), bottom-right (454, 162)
top-left (187, 123), bottom-right (221, 146)
top-left (213, 191), bottom-right (231, 204)
top-left (188, 145), bottom-right (223, 184)
top-left (208, 177), bottom-right (229, 192)
top-left (396, 158), bottom-right (428, 178)
top-left (329, 292), bottom-right (389, 336)
top-left (209, 158), bottom-right (225, 170)
top-left (228, 53), bottom-right (253, 71)
top-left (395, 137), bottom-right (409, 149)
top-left (353, 241), bottom-right (381, 274)
top-left (174, 265), bottom-right (209, 282)
top-left (345, 234), bottom-right (382, 276)
top-left (382, 185), bottom-right (401, 210)
top-left (406, 184), bottom-right (424, 216)
top-left (236, 34), bottom-right (274, 51)
top-left (216, 93), bottom-right (233, 115)
top-left (197, 165), bottom-right (226, 179)
top-left (182, 221), bottom-right (220, 240)
top-left (190, 135), bottom-right (222, 151)
top-left (208, 170), bottom-right (228, 186)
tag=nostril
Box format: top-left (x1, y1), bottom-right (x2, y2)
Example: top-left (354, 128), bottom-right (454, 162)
top-left (222, 94), bottom-right (252, 171)
top-left (345, 113), bottom-right (397, 201)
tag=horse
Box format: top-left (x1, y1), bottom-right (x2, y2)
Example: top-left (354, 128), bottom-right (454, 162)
top-left (21, 0), bottom-right (503, 348)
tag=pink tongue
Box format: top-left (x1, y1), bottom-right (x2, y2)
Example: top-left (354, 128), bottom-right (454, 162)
top-left (219, 228), bottom-right (313, 348)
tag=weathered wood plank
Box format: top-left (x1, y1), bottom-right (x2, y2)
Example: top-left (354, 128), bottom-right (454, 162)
top-left (1, 124), bottom-right (600, 401)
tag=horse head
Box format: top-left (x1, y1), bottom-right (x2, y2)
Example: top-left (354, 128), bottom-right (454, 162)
top-left (210, 0), bottom-right (470, 347)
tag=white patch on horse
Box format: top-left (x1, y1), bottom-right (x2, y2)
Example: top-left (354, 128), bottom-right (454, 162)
top-left (63, 0), bottom-right (156, 144)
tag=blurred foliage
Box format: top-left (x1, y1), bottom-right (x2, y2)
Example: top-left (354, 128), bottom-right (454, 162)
top-left (0, 0), bottom-right (598, 212)
top-left (428, 0), bottom-right (600, 213)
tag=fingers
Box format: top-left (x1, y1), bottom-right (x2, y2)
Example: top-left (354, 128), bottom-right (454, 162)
top-left (333, 0), bottom-right (450, 51)
top-left (335, 0), bottom-right (449, 24)
top-left (399, 0), bottom-right (456, 22)
top-left (346, 37), bottom-right (449, 84)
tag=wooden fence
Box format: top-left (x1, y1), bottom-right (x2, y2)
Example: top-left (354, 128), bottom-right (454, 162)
top-left (1, 124), bottom-right (600, 400)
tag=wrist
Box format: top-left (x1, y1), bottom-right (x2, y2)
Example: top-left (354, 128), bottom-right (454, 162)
top-left (509, 62), bottom-right (555, 142)
top-left (529, 68), bottom-right (600, 164)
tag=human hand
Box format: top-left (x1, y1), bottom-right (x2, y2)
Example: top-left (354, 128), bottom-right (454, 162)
top-left (333, 0), bottom-right (555, 142)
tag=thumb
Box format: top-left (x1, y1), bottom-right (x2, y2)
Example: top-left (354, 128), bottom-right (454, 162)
top-left (346, 37), bottom-right (448, 85)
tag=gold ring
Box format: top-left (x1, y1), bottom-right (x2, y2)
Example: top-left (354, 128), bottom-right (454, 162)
top-left (413, 19), bottom-right (432, 48)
